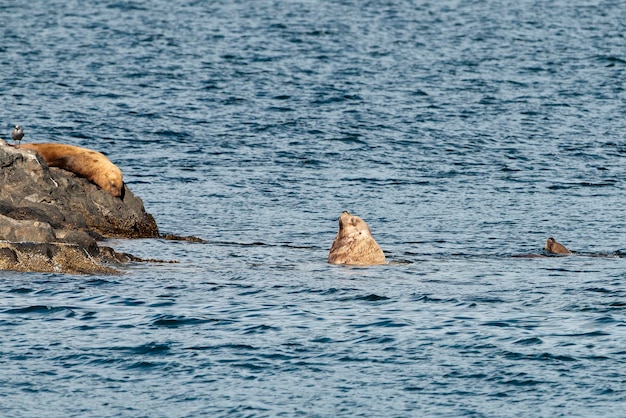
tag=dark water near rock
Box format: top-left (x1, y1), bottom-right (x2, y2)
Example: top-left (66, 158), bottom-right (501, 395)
top-left (2, 0), bottom-right (626, 416)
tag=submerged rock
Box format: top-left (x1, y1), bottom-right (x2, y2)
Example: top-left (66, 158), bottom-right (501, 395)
top-left (0, 140), bottom-right (159, 274)
top-left (0, 241), bottom-right (128, 275)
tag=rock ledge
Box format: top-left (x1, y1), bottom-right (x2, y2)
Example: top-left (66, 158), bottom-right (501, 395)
top-left (0, 140), bottom-right (159, 274)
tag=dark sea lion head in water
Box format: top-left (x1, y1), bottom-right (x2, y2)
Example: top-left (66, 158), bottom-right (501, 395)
top-left (328, 211), bottom-right (386, 265)
top-left (545, 237), bottom-right (572, 255)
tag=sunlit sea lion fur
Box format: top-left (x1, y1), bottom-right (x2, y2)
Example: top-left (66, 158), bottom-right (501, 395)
top-left (545, 237), bottom-right (572, 255)
top-left (328, 211), bottom-right (386, 265)
top-left (20, 143), bottom-right (123, 197)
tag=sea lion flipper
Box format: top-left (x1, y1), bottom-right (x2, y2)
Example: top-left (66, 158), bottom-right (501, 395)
top-left (46, 155), bottom-right (73, 168)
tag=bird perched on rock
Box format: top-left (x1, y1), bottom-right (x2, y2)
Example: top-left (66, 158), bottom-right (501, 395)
top-left (11, 125), bottom-right (24, 147)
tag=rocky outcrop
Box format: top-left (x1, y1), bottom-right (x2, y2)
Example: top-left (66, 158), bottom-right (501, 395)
top-left (0, 140), bottom-right (159, 274)
top-left (0, 241), bottom-right (134, 275)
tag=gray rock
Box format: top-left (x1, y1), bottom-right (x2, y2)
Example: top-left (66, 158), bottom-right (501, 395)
top-left (0, 213), bottom-right (57, 243)
top-left (0, 140), bottom-right (158, 238)
top-left (0, 241), bottom-right (121, 275)
top-left (0, 140), bottom-right (160, 274)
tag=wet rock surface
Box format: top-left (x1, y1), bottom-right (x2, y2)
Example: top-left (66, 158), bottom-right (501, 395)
top-left (0, 140), bottom-right (159, 274)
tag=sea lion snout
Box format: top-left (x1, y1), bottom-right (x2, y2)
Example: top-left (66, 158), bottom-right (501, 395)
top-left (337, 211), bottom-right (351, 228)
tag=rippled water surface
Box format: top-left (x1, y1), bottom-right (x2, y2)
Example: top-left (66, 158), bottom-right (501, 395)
top-left (2, 0), bottom-right (626, 416)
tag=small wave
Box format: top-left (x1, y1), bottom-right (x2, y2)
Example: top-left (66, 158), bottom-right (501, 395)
top-left (185, 344), bottom-right (257, 351)
top-left (500, 378), bottom-right (546, 387)
top-left (334, 293), bottom-right (390, 302)
top-left (547, 180), bottom-right (617, 189)
top-left (126, 361), bottom-right (161, 370)
top-left (502, 351), bottom-right (577, 362)
top-left (513, 337), bottom-right (543, 346)
top-left (242, 324), bottom-right (281, 334)
top-left (6, 287), bottom-right (34, 294)
top-left (106, 2), bottom-right (147, 11)
top-left (410, 294), bottom-right (459, 304)
top-left (350, 319), bottom-right (411, 329)
top-left (2, 305), bottom-right (76, 317)
top-left (557, 330), bottom-right (611, 338)
top-left (597, 55), bottom-right (626, 65)
top-left (109, 297), bottom-right (146, 306)
top-left (585, 287), bottom-right (618, 294)
top-left (482, 321), bottom-right (512, 327)
top-left (110, 342), bottom-right (172, 356)
top-left (151, 314), bottom-right (220, 328)
top-left (355, 335), bottom-right (396, 345)
top-left (310, 337), bottom-right (335, 344)
top-left (84, 278), bottom-right (119, 286)
top-left (229, 361), bottom-right (270, 371)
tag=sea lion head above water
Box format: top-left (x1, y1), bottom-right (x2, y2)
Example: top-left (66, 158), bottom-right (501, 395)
top-left (545, 237), bottom-right (572, 255)
top-left (328, 211), bottom-right (386, 265)
top-left (20, 143), bottom-right (124, 197)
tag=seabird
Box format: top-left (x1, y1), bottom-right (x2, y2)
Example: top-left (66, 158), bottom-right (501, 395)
top-left (11, 125), bottom-right (24, 147)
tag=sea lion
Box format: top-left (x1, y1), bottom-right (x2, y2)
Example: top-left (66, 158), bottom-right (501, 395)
top-left (328, 211), bottom-right (386, 265)
top-left (11, 125), bottom-right (24, 147)
top-left (20, 143), bottom-right (124, 197)
top-left (545, 237), bottom-right (572, 255)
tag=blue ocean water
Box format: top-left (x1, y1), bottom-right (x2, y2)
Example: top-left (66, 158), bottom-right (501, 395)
top-left (2, 0), bottom-right (626, 416)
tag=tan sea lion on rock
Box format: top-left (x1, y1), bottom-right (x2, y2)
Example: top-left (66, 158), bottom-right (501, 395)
top-left (20, 143), bottom-right (124, 197)
top-left (328, 211), bottom-right (386, 265)
top-left (545, 237), bottom-right (572, 255)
